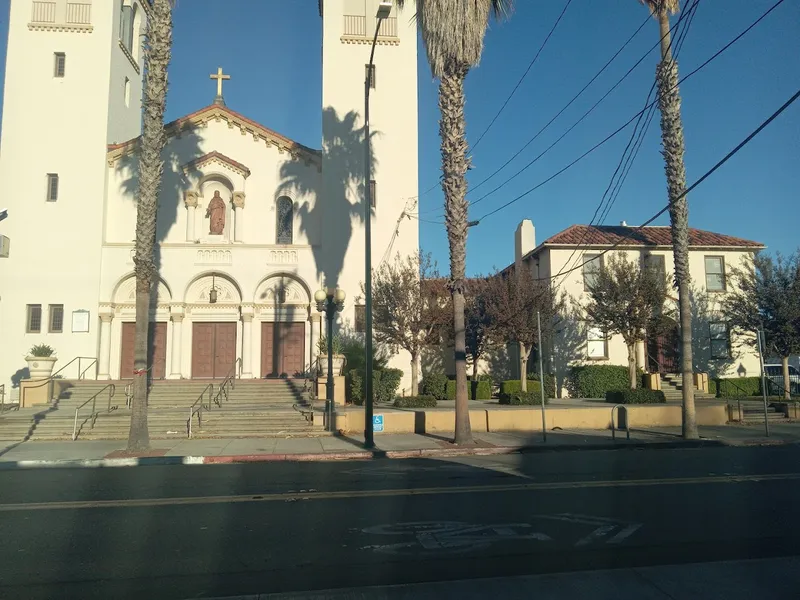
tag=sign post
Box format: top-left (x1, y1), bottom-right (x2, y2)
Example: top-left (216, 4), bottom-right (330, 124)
top-left (537, 312), bottom-right (547, 443)
top-left (756, 329), bottom-right (770, 438)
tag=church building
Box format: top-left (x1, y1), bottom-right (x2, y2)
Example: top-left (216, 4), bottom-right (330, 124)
top-left (0, 0), bottom-right (419, 396)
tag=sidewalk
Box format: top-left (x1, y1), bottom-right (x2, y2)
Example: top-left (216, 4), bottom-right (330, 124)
top-left (1, 422), bottom-right (798, 469)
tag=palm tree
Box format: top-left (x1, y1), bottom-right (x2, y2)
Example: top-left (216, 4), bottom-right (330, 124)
top-left (128, 0), bottom-right (174, 451)
top-left (640, 0), bottom-right (697, 439)
top-left (397, 0), bottom-right (512, 444)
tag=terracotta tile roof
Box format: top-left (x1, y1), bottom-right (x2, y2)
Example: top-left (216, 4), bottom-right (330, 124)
top-left (541, 225), bottom-right (765, 249)
top-left (107, 104), bottom-right (321, 167)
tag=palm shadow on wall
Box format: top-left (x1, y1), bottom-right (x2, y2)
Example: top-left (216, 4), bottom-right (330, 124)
top-left (276, 107), bottom-right (378, 291)
top-left (690, 286), bottom-right (738, 378)
top-left (257, 278), bottom-right (308, 379)
top-left (114, 121), bottom-right (206, 381)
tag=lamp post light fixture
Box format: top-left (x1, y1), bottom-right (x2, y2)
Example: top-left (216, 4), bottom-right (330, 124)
top-left (363, 0), bottom-right (393, 450)
top-left (315, 286), bottom-right (346, 431)
top-left (209, 274), bottom-right (219, 304)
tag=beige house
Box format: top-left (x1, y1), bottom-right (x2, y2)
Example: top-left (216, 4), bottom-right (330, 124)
top-left (504, 220), bottom-right (765, 395)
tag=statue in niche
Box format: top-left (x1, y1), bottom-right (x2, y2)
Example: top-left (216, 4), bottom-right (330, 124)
top-left (206, 190), bottom-right (226, 235)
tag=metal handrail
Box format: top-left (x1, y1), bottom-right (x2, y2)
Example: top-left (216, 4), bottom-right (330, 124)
top-left (611, 404), bottom-right (630, 441)
top-left (0, 384), bottom-right (8, 414)
top-left (72, 383), bottom-right (116, 441)
top-left (187, 383), bottom-right (215, 439)
top-left (211, 357), bottom-right (241, 407)
top-left (22, 356), bottom-right (99, 405)
top-left (124, 383), bottom-right (133, 408)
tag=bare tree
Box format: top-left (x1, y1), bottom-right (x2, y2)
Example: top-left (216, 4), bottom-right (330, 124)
top-left (638, 0), bottom-right (697, 438)
top-left (580, 253), bottom-right (672, 389)
top-left (486, 267), bottom-right (563, 392)
top-left (397, 0), bottom-right (513, 444)
top-left (368, 252), bottom-right (448, 396)
top-left (464, 278), bottom-right (494, 381)
top-left (722, 251), bottom-right (800, 400)
top-left (128, 0), bottom-right (173, 451)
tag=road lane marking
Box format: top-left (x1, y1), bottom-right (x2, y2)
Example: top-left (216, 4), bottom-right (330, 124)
top-left (1, 472), bottom-right (798, 512)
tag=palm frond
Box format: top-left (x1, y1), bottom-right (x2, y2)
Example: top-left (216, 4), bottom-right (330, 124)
top-left (639, 0), bottom-right (680, 17)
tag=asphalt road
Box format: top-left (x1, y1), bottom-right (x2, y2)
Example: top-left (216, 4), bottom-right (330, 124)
top-left (0, 445), bottom-right (798, 599)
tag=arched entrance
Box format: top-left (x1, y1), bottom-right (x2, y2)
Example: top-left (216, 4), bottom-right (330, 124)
top-left (647, 317), bottom-right (680, 375)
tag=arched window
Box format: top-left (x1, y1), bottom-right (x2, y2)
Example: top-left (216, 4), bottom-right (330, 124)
top-left (276, 197), bottom-right (293, 245)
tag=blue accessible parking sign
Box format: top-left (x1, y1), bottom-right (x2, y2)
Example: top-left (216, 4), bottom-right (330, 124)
top-left (373, 415), bottom-right (384, 433)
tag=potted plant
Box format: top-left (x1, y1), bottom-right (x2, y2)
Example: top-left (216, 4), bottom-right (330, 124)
top-left (317, 334), bottom-right (346, 376)
top-left (25, 344), bottom-right (58, 380)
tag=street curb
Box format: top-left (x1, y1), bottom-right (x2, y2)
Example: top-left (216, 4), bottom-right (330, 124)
top-left (0, 437), bottom-right (776, 470)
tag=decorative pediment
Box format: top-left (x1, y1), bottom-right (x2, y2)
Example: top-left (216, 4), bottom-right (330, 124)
top-left (113, 276), bottom-right (172, 305)
top-left (107, 105), bottom-right (322, 170)
top-left (186, 275), bottom-right (242, 305)
top-left (255, 275), bottom-right (310, 305)
top-left (182, 151), bottom-right (251, 179)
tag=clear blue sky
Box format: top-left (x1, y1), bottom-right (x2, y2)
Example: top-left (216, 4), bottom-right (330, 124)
top-left (1, 0), bottom-right (797, 275)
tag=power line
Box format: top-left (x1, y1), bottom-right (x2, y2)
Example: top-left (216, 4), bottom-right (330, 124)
top-left (472, 0), bottom-right (788, 224)
top-left (471, 0), bottom-right (574, 152)
top-left (541, 85), bottom-right (800, 281)
top-left (417, 11), bottom-right (651, 216)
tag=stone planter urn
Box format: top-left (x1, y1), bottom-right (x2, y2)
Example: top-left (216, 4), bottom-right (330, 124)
top-left (318, 354), bottom-right (346, 377)
top-left (25, 356), bottom-right (58, 380)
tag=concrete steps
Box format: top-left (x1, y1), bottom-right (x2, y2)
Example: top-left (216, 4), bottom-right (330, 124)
top-left (0, 378), bottom-right (318, 441)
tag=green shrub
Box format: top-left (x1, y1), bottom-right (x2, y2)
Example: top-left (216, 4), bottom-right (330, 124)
top-left (567, 366), bottom-right (631, 398)
top-left (348, 369), bottom-right (364, 405)
top-left (499, 378), bottom-right (552, 402)
top-left (376, 368), bottom-right (403, 403)
top-left (528, 373), bottom-right (557, 399)
top-left (339, 337), bottom-right (390, 375)
top-left (445, 379), bottom-right (492, 400)
top-left (393, 395), bottom-right (437, 408)
top-left (605, 389), bottom-right (666, 404)
top-left (421, 373), bottom-right (448, 401)
top-left (29, 344), bottom-right (55, 358)
top-left (712, 377), bottom-right (762, 398)
top-left (499, 391), bottom-right (549, 406)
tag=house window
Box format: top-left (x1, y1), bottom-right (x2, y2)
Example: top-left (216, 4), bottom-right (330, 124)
top-left (365, 64), bottom-right (376, 89)
top-left (276, 197), bottom-right (293, 244)
top-left (26, 305), bottom-right (42, 333)
top-left (710, 322), bottom-right (730, 359)
top-left (644, 253), bottom-right (666, 281)
top-left (49, 304), bottom-right (64, 333)
top-left (369, 180), bottom-right (376, 208)
top-left (355, 305), bottom-right (366, 333)
top-left (583, 253), bottom-right (602, 291)
top-left (705, 256), bottom-right (726, 292)
top-left (124, 77), bottom-right (131, 107)
top-left (587, 326), bottom-right (608, 359)
top-left (120, 4), bottom-right (133, 50)
top-left (46, 174), bottom-right (59, 202)
top-left (54, 52), bottom-right (66, 77)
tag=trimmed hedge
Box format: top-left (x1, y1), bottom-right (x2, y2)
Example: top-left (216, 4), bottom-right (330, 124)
top-left (499, 377), bottom-right (555, 401)
top-left (349, 369), bottom-right (364, 404)
top-left (499, 391), bottom-right (549, 406)
top-left (393, 395), bottom-right (437, 408)
top-left (421, 373), bottom-right (449, 401)
top-left (711, 377), bottom-right (762, 398)
top-left (377, 368), bottom-right (403, 403)
top-left (567, 366), bottom-right (631, 399)
top-left (446, 379), bottom-right (492, 400)
top-left (605, 389), bottom-right (666, 404)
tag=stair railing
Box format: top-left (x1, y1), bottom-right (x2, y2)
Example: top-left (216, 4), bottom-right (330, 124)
top-left (187, 383), bottom-right (214, 439)
top-left (72, 383), bottom-right (117, 441)
top-left (21, 356), bottom-right (98, 406)
top-left (212, 357), bottom-right (241, 407)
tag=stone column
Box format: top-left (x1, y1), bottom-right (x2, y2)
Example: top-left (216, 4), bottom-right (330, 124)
top-left (169, 310), bottom-right (184, 379)
top-left (185, 191), bottom-right (198, 242)
top-left (241, 304), bottom-right (255, 378)
top-left (232, 192), bottom-right (245, 243)
top-left (97, 312), bottom-right (114, 380)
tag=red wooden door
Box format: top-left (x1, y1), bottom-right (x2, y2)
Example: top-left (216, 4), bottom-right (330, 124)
top-left (192, 322), bottom-right (238, 379)
top-left (261, 322), bottom-right (305, 377)
top-left (120, 322), bottom-right (167, 380)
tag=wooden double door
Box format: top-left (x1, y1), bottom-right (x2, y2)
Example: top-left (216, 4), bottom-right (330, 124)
top-left (120, 322), bottom-right (167, 380)
top-left (261, 322), bottom-right (305, 378)
top-left (192, 322), bottom-right (238, 379)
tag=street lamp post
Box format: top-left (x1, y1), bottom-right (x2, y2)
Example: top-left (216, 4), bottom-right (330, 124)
top-left (364, 0), bottom-right (393, 449)
top-left (315, 286), bottom-right (346, 431)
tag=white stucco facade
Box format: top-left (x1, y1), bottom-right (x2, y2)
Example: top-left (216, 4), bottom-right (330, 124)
top-left (0, 0), bottom-right (420, 395)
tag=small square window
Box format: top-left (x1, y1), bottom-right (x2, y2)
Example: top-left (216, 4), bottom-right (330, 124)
top-left (710, 322), bottom-right (730, 359)
top-left (644, 254), bottom-right (666, 281)
top-left (365, 64), bottom-right (376, 89)
top-left (49, 304), bottom-right (64, 333)
top-left (587, 326), bottom-right (608, 359)
top-left (355, 305), bottom-right (366, 333)
top-left (705, 256), bottom-right (726, 292)
top-left (27, 304), bottom-right (42, 333)
top-left (369, 180), bottom-right (376, 209)
top-left (54, 52), bottom-right (66, 77)
top-left (46, 174), bottom-right (59, 202)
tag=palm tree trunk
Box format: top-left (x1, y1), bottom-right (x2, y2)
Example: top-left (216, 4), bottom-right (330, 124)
top-left (656, 11), bottom-right (697, 439)
top-left (128, 0), bottom-right (173, 452)
top-left (439, 64), bottom-right (472, 445)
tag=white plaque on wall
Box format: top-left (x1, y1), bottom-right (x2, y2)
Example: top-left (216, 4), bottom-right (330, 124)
top-left (72, 310), bottom-right (90, 333)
